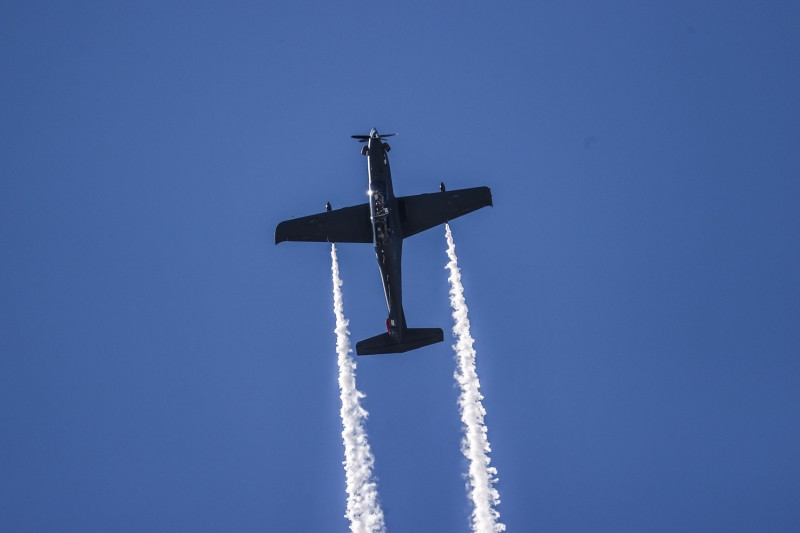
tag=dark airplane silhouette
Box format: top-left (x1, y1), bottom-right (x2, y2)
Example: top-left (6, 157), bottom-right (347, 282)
top-left (275, 129), bottom-right (492, 355)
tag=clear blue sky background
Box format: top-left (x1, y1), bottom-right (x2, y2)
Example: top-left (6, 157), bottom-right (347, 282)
top-left (2, 2), bottom-right (799, 531)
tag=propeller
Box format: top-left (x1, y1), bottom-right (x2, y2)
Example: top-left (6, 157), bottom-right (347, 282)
top-left (351, 132), bottom-right (396, 143)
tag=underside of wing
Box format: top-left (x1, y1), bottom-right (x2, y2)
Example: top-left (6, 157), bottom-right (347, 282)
top-left (275, 203), bottom-right (372, 244)
top-left (398, 186), bottom-right (492, 239)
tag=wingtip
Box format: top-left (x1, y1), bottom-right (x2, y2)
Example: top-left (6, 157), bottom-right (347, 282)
top-left (274, 226), bottom-right (285, 245)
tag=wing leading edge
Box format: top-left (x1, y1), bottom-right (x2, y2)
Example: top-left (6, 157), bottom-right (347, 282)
top-left (275, 203), bottom-right (372, 244)
top-left (398, 186), bottom-right (492, 239)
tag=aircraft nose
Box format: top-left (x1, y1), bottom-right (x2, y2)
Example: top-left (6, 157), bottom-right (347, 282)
top-left (370, 127), bottom-right (378, 138)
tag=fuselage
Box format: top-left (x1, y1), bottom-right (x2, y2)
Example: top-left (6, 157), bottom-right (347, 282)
top-left (365, 132), bottom-right (405, 339)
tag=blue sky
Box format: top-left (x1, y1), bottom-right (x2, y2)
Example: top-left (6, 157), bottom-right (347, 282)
top-left (2, 2), bottom-right (799, 531)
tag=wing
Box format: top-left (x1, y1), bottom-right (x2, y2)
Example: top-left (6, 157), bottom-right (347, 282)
top-left (398, 186), bottom-right (492, 239)
top-left (275, 203), bottom-right (372, 244)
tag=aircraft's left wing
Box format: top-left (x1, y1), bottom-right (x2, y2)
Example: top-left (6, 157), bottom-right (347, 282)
top-left (275, 203), bottom-right (372, 244)
top-left (398, 186), bottom-right (492, 239)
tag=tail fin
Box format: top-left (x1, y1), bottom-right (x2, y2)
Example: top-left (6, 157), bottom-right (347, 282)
top-left (356, 328), bottom-right (444, 356)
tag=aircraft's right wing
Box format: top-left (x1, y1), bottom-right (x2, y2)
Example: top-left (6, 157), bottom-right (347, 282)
top-left (275, 203), bottom-right (372, 244)
top-left (398, 186), bottom-right (492, 239)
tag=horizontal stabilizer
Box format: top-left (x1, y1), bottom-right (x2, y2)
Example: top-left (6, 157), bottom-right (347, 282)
top-left (356, 328), bottom-right (444, 356)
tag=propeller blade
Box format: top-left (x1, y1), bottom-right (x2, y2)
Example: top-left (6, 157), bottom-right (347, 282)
top-left (351, 133), bottom-right (395, 142)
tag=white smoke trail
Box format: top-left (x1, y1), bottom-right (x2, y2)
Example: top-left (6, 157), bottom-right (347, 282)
top-left (331, 244), bottom-right (386, 533)
top-left (445, 224), bottom-right (505, 533)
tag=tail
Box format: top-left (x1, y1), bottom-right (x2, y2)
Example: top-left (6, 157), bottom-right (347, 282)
top-left (356, 328), bottom-right (444, 356)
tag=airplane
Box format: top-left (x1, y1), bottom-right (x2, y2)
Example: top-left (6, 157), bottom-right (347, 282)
top-left (275, 128), bottom-right (492, 355)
